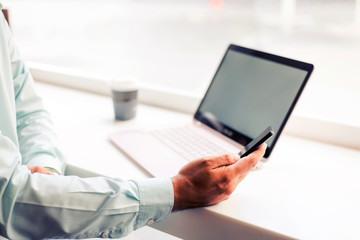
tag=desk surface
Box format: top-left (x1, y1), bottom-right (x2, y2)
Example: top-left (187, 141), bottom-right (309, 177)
top-left (36, 82), bottom-right (360, 240)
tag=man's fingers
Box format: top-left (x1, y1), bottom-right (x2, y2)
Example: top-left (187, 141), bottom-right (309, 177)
top-left (232, 143), bottom-right (267, 175)
top-left (208, 153), bottom-right (240, 169)
top-left (26, 165), bottom-right (54, 175)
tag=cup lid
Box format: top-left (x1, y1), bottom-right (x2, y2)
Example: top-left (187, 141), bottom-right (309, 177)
top-left (110, 77), bottom-right (138, 91)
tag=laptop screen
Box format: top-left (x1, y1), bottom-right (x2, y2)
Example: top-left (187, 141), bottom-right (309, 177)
top-left (195, 44), bottom-right (313, 158)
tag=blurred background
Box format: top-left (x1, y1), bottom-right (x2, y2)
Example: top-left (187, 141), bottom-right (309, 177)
top-left (3, 0), bottom-right (360, 126)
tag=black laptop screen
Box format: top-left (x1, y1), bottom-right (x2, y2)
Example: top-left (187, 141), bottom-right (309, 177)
top-left (195, 44), bottom-right (313, 158)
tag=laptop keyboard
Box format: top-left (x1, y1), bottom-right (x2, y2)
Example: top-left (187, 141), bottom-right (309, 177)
top-left (149, 125), bottom-right (230, 161)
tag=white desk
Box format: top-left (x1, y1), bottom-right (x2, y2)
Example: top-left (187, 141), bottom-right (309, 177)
top-left (36, 82), bottom-right (360, 240)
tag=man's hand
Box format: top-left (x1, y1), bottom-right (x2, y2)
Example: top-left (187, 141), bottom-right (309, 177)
top-left (26, 166), bottom-right (55, 175)
top-left (171, 144), bottom-right (267, 211)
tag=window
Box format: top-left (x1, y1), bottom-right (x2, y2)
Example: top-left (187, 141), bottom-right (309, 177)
top-left (4, 0), bottom-right (360, 141)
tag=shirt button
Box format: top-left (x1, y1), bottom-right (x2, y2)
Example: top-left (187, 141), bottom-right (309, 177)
top-left (147, 218), bottom-right (154, 225)
top-left (101, 232), bottom-right (109, 238)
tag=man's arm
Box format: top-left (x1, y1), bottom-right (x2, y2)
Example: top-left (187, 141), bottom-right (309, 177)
top-left (0, 140), bottom-right (174, 239)
top-left (8, 23), bottom-right (65, 175)
top-left (0, 11), bottom-right (173, 239)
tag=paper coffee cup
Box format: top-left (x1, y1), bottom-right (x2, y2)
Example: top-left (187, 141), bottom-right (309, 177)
top-left (111, 78), bottom-right (138, 120)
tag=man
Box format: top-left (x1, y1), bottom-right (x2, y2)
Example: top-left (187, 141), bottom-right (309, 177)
top-left (0, 6), bottom-right (266, 239)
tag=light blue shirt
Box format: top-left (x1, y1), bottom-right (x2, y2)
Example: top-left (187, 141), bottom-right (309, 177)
top-left (0, 6), bottom-right (173, 239)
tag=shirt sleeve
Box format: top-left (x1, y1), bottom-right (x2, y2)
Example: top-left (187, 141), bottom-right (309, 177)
top-left (8, 17), bottom-right (65, 175)
top-left (0, 10), bottom-right (174, 239)
top-left (0, 139), bottom-right (174, 238)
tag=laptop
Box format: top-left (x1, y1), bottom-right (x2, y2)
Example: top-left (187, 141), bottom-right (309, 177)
top-left (110, 44), bottom-right (314, 177)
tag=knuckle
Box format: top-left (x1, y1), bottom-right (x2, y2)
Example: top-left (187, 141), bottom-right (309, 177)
top-left (224, 154), bottom-right (234, 162)
top-left (215, 182), bottom-right (228, 195)
top-left (216, 186), bottom-right (225, 195)
top-left (221, 174), bottom-right (231, 184)
top-left (200, 159), bottom-right (212, 168)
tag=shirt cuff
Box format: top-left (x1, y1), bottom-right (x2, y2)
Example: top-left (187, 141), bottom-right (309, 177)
top-left (24, 154), bottom-right (64, 175)
top-left (131, 177), bottom-right (174, 229)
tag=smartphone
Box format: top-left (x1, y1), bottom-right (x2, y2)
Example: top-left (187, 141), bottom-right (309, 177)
top-left (239, 126), bottom-right (274, 158)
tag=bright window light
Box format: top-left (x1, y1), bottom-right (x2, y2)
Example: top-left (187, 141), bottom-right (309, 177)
top-left (4, 0), bottom-right (360, 129)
